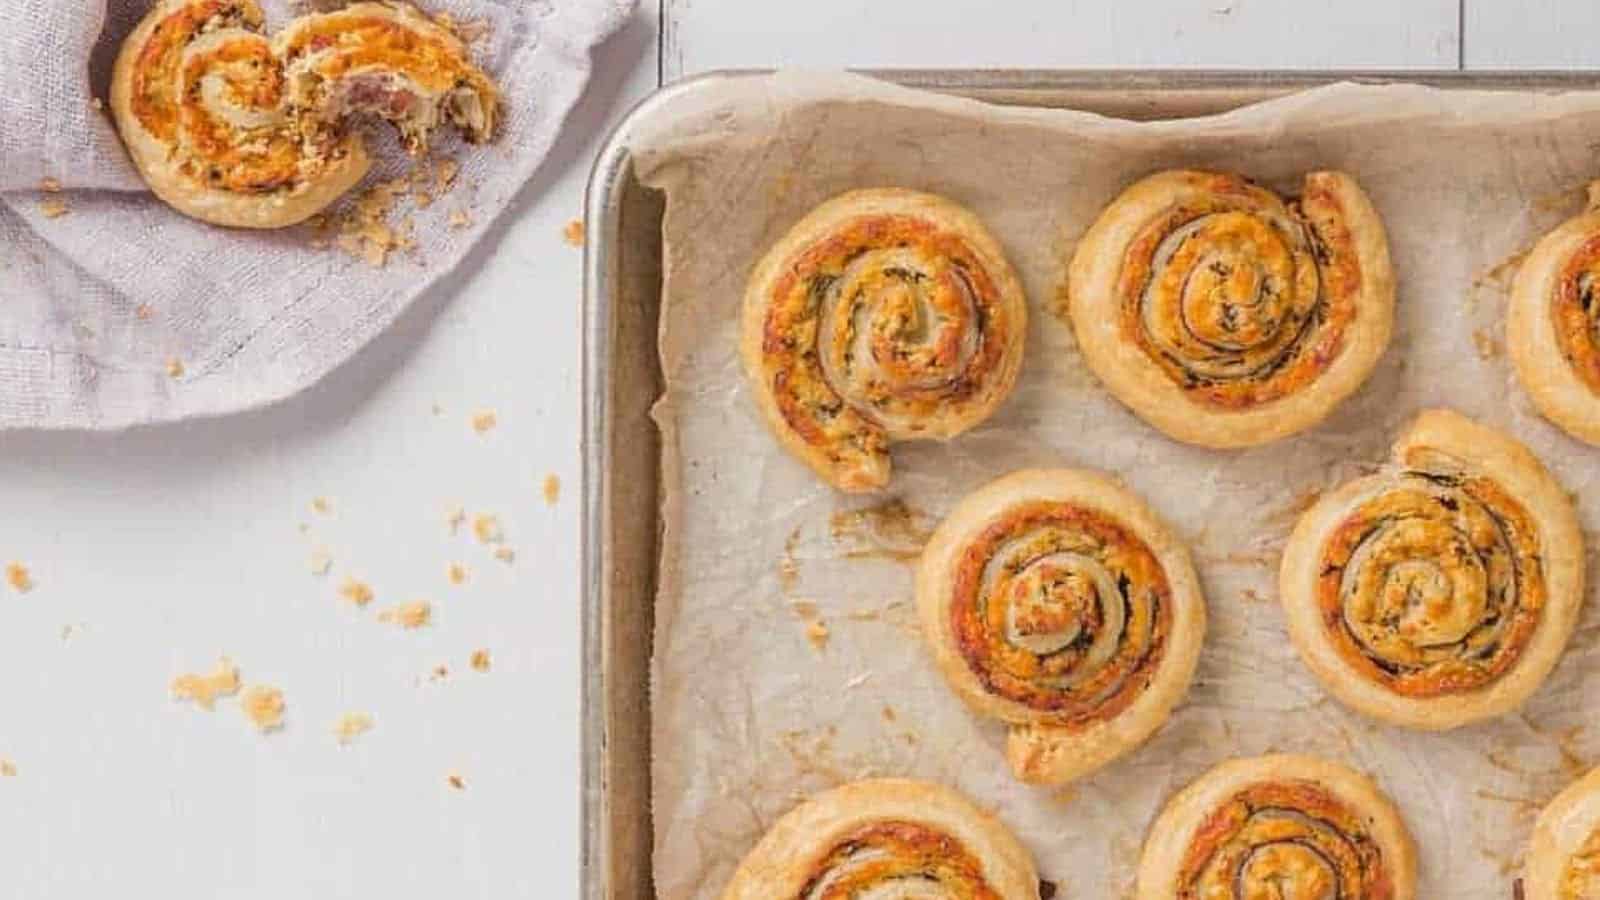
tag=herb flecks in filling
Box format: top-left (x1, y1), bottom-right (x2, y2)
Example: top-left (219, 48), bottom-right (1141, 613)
top-left (1315, 448), bottom-right (1545, 698)
top-left (1552, 234), bottom-right (1600, 395)
top-left (798, 821), bottom-right (1002, 900)
top-left (1177, 781), bottom-right (1394, 900)
top-left (762, 214), bottom-right (1015, 487)
top-left (1115, 172), bottom-right (1360, 410)
top-left (948, 501), bottom-right (1171, 725)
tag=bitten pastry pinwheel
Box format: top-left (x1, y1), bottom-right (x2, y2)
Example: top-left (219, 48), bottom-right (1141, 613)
top-left (1136, 754), bottom-right (1417, 899)
top-left (741, 189), bottom-right (1028, 492)
top-left (718, 778), bottom-right (1041, 900)
top-left (1526, 766), bottom-right (1600, 899)
top-left (111, 0), bottom-right (499, 228)
top-left (1510, 181), bottom-right (1600, 445)
top-left (1279, 409), bottom-right (1584, 730)
top-left (916, 469), bottom-right (1207, 785)
top-left (1067, 169), bottom-right (1395, 448)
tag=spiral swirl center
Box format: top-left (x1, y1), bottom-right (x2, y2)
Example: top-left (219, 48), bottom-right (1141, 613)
top-left (799, 822), bottom-right (1000, 900)
top-left (1316, 456), bottom-right (1545, 698)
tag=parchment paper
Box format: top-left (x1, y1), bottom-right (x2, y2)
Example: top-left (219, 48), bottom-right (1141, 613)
top-left (636, 72), bottom-right (1600, 898)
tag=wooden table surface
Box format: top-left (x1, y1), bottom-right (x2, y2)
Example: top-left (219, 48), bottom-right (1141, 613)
top-left (1, 1), bottom-right (1595, 896)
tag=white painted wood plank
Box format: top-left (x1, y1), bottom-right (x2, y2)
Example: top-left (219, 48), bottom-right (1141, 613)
top-left (663, 0), bottom-right (1460, 81)
top-left (1463, 0), bottom-right (1600, 69)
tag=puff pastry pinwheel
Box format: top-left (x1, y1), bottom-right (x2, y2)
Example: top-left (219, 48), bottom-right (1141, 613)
top-left (718, 778), bottom-right (1041, 900)
top-left (741, 189), bottom-right (1028, 492)
top-left (1510, 182), bottom-right (1600, 445)
top-left (1526, 766), bottom-right (1600, 899)
top-left (1135, 754), bottom-right (1417, 900)
top-left (1280, 409), bottom-right (1584, 730)
top-left (1067, 170), bottom-right (1394, 448)
top-left (916, 468), bottom-right (1207, 786)
top-left (111, 0), bottom-right (499, 228)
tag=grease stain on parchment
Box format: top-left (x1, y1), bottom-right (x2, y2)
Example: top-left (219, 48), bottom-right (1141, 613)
top-left (830, 498), bottom-right (935, 563)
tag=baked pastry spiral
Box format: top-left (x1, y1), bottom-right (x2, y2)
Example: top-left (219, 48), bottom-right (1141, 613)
top-left (916, 469), bottom-right (1206, 785)
top-left (1510, 182), bottom-right (1600, 445)
top-left (1279, 409), bottom-right (1584, 730)
top-left (1136, 754), bottom-right (1417, 899)
top-left (718, 778), bottom-right (1040, 900)
top-left (1067, 170), bottom-right (1394, 448)
top-left (111, 0), bottom-right (498, 228)
top-left (1526, 766), bottom-right (1600, 899)
top-left (740, 189), bottom-right (1027, 492)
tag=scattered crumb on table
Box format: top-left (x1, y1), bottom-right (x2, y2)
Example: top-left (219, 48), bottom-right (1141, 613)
top-left (447, 563), bottom-right (468, 585)
top-left (805, 619), bottom-right (830, 651)
top-left (91, 96), bottom-right (104, 111)
top-left (5, 562), bottom-right (33, 593)
top-left (448, 209), bottom-right (471, 229)
top-left (446, 771), bottom-right (466, 790)
top-left (447, 504), bottom-right (467, 535)
top-left (309, 547), bottom-right (332, 576)
top-left (39, 197), bottom-right (69, 218)
top-left (562, 218), bottom-right (585, 247)
top-left (311, 496), bottom-right (331, 515)
top-left (40, 177), bottom-right (60, 193)
top-left (338, 578), bottom-right (374, 607)
top-left (165, 357), bottom-right (185, 378)
top-left (542, 473), bottom-right (560, 506)
top-left (135, 304), bottom-right (154, 321)
top-left (0, 760), bottom-right (15, 777)
top-left (430, 663), bottom-right (450, 681)
top-left (470, 649), bottom-right (491, 672)
top-left (493, 546), bottom-right (515, 564)
top-left (378, 600), bottom-right (432, 629)
top-left (470, 409), bottom-right (497, 434)
top-left (240, 685), bottom-right (286, 732)
top-left (333, 712), bottom-right (374, 745)
top-left (472, 514), bottom-right (502, 544)
top-left (171, 659), bottom-right (241, 710)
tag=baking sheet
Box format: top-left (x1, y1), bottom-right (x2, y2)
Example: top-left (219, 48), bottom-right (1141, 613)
top-left (634, 71), bottom-right (1600, 898)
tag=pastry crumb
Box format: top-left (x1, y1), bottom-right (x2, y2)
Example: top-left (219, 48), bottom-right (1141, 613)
top-left (40, 177), bottom-right (61, 193)
top-left (470, 649), bottom-right (491, 672)
top-left (91, 96), bottom-right (104, 111)
top-left (378, 600), bottom-right (431, 629)
top-left (39, 197), bottom-right (68, 218)
top-left (430, 402), bottom-right (443, 416)
top-left (241, 685), bottom-right (286, 733)
top-left (338, 578), bottom-right (374, 607)
top-left (135, 304), bottom-right (154, 320)
top-left (430, 663), bottom-right (450, 681)
top-left (435, 158), bottom-right (460, 192)
top-left (171, 659), bottom-right (241, 710)
top-left (542, 473), bottom-right (560, 506)
top-left (309, 547), bottom-right (333, 576)
top-left (0, 759), bottom-right (15, 777)
top-left (311, 496), bottom-right (331, 515)
top-left (470, 409), bottom-right (497, 434)
top-left (805, 619), bottom-right (830, 651)
top-left (333, 712), bottom-right (374, 745)
top-left (562, 218), bottom-right (585, 246)
top-left (493, 546), bottom-right (515, 564)
top-left (447, 209), bottom-right (471, 229)
top-left (446, 771), bottom-right (466, 790)
top-left (447, 562), bottom-right (468, 585)
top-left (446, 504), bottom-right (466, 535)
top-left (471, 514), bottom-right (502, 544)
top-left (165, 357), bottom-right (185, 378)
top-left (5, 562), bottom-right (33, 593)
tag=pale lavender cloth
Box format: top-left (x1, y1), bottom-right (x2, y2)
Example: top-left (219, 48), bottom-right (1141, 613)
top-left (0, 0), bottom-right (633, 428)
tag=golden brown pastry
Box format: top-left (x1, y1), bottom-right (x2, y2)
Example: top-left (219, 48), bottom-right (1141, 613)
top-left (1067, 170), bottom-right (1394, 448)
top-left (740, 189), bottom-right (1027, 492)
top-left (1526, 766), bottom-right (1600, 899)
top-left (1510, 182), bottom-right (1600, 445)
top-left (718, 778), bottom-right (1040, 900)
top-left (1135, 754), bottom-right (1417, 899)
top-left (111, 0), bottom-right (498, 228)
top-left (916, 468), bottom-right (1206, 785)
top-left (1280, 409), bottom-right (1584, 730)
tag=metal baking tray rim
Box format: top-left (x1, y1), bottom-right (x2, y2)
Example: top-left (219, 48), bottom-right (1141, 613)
top-left (579, 68), bottom-right (1600, 900)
